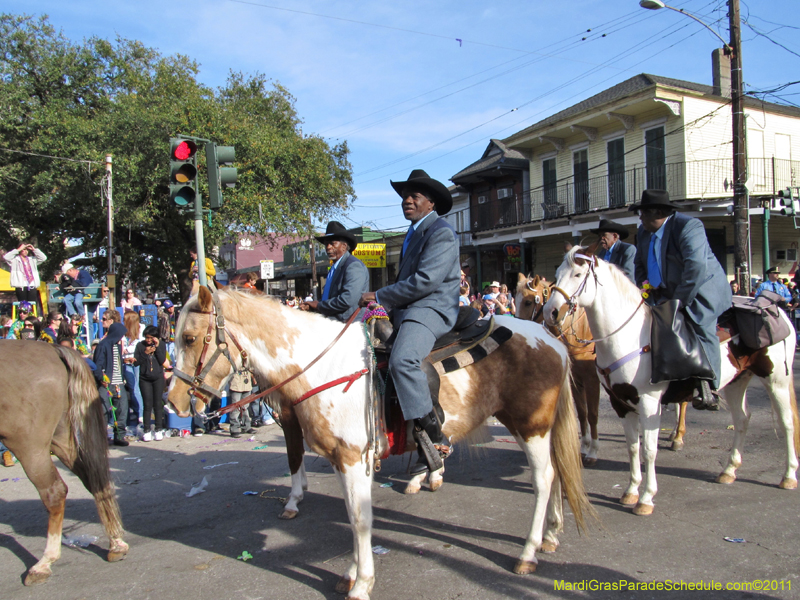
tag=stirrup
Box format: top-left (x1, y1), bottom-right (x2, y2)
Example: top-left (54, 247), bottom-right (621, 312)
top-left (692, 380), bottom-right (720, 411)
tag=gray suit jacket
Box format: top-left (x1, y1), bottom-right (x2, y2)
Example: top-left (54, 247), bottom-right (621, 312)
top-left (634, 212), bottom-right (732, 326)
top-left (317, 252), bottom-right (369, 322)
top-left (377, 214), bottom-right (459, 335)
top-left (605, 241), bottom-right (636, 282)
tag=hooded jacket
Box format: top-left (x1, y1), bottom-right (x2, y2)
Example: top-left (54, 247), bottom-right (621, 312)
top-left (94, 322), bottom-right (126, 381)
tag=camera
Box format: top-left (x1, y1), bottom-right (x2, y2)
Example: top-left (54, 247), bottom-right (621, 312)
top-left (19, 330), bottom-right (36, 340)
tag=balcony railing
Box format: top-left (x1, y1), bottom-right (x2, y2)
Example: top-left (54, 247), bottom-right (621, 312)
top-left (471, 157), bottom-right (800, 232)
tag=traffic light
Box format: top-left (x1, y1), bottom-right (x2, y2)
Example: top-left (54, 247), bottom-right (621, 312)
top-left (206, 143), bottom-right (237, 210)
top-left (169, 138), bottom-right (198, 207)
top-left (778, 188), bottom-right (796, 216)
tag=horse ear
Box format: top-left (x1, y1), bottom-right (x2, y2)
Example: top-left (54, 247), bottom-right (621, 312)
top-left (532, 275), bottom-right (540, 286)
top-left (517, 272), bottom-right (527, 284)
top-left (585, 240), bottom-right (601, 256)
top-left (197, 286), bottom-right (214, 313)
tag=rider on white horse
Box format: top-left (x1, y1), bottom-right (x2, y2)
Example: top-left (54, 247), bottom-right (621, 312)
top-left (629, 189), bottom-right (733, 410)
top-left (360, 169), bottom-right (460, 475)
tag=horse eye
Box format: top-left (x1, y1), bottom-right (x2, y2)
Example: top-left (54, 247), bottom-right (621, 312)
top-left (524, 299), bottom-right (533, 307)
top-left (184, 336), bottom-right (196, 345)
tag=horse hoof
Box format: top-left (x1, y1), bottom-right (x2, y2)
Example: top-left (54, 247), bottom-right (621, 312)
top-left (582, 456), bottom-right (597, 468)
top-left (513, 559), bottom-right (537, 575)
top-left (24, 568), bottom-right (51, 586)
top-left (335, 576), bottom-right (355, 594)
top-left (429, 478), bottom-right (443, 492)
top-left (667, 432), bottom-right (676, 442)
top-left (540, 540), bottom-right (558, 554)
top-left (279, 509), bottom-right (299, 520)
top-left (404, 483), bottom-right (421, 495)
top-left (716, 473), bottom-right (736, 485)
top-left (107, 540), bottom-right (129, 562)
top-left (632, 502), bottom-right (654, 516)
top-left (670, 439), bottom-right (684, 451)
top-left (619, 493), bottom-right (639, 506)
top-left (779, 477), bottom-right (798, 490)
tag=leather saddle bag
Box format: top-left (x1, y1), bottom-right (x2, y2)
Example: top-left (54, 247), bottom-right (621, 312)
top-left (650, 299), bottom-right (714, 384)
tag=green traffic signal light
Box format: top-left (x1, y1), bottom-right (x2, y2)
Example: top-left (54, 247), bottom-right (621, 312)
top-left (778, 188), bottom-right (794, 215)
top-left (170, 138), bottom-right (198, 207)
top-left (206, 143), bottom-right (238, 210)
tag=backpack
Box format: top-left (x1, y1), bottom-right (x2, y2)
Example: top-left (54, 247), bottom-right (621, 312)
top-left (732, 290), bottom-right (792, 349)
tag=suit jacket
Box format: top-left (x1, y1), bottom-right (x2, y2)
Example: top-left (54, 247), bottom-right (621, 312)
top-left (634, 212), bottom-right (732, 325)
top-left (377, 214), bottom-right (459, 335)
top-left (604, 241), bottom-right (636, 282)
top-left (317, 252), bottom-right (369, 322)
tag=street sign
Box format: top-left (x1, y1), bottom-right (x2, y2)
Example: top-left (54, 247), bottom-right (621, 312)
top-left (260, 260), bottom-right (274, 280)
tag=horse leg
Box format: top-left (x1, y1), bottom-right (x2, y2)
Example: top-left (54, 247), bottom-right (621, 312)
top-left (572, 376), bottom-right (590, 458)
top-left (540, 475), bottom-right (563, 554)
top-left (670, 402), bottom-right (688, 451)
top-left (633, 397), bottom-right (661, 516)
top-left (718, 375), bottom-right (751, 485)
top-left (583, 366), bottom-right (601, 466)
top-left (280, 409), bottom-right (306, 519)
top-left (513, 433), bottom-right (554, 574)
top-left (333, 463), bottom-right (375, 600)
top-left (619, 411), bottom-right (642, 507)
top-left (765, 374), bottom-right (800, 489)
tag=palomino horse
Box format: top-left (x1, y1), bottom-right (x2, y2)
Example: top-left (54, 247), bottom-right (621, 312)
top-left (0, 341), bottom-right (128, 585)
top-left (515, 274), bottom-right (601, 466)
top-left (168, 287), bottom-right (594, 600)
top-left (543, 246), bottom-right (800, 516)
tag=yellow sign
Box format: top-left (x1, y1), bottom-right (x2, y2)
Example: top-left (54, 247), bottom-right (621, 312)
top-left (353, 243), bottom-right (386, 268)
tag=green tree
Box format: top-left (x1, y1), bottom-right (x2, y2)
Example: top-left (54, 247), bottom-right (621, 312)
top-left (0, 14), bottom-right (353, 293)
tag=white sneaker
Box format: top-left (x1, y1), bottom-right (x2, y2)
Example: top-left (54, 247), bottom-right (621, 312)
top-left (263, 417), bottom-right (276, 425)
top-left (154, 430), bottom-right (164, 441)
top-left (142, 431), bottom-right (153, 442)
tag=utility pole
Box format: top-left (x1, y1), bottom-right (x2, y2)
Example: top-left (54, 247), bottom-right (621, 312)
top-left (729, 0), bottom-right (750, 293)
top-left (105, 154), bottom-right (116, 308)
top-left (309, 216), bottom-right (318, 300)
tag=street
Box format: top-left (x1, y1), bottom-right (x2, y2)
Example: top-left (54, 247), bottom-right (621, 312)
top-left (1, 376), bottom-right (799, 600)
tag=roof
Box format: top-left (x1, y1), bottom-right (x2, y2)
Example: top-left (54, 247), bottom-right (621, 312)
top-left (451, 139), bottom-right (529, 182)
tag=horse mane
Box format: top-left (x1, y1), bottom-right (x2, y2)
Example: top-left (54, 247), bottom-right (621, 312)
top-left (565, 246), bottom-right (643, 307)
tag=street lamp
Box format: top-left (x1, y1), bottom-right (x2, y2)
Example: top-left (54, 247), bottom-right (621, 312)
top-left (640, 0), bottom-right (750, 291)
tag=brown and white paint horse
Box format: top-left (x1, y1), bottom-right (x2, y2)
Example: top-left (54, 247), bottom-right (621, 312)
top-left (168, 287), bottom-right (594, 599)
top-left (515, 274), bottom-right (601, 466)
top-left (544, 246), bottom-right (800, 516)
top-left (0, 341), bottom-right (128, 585)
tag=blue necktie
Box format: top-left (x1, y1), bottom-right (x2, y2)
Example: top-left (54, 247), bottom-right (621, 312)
top-left (402, 226), bottom-right (414, 257)
top-left (322, 264), bottom-right (336, 301)
top-left (647, 236), bottom-right (662, 287)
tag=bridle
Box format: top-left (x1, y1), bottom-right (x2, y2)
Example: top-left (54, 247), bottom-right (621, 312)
top-left (520, 278), bottom-right (549, 323)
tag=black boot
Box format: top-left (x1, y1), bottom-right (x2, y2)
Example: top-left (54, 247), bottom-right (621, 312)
top-left (410, 411), bottom-right (450, 474)
top-left (692, 380), bottom-right (720, 411)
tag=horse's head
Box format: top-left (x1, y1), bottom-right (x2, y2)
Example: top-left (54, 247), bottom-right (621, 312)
top-left (168, 287), bottom-right (242, 418)
top-left (515, 272), bottom-right (550, 322)
top-left (543, 242), bottom-right (601, 328)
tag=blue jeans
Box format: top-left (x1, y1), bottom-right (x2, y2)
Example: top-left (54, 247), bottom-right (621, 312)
top-left (123, 364), bottom-right (143, 424)
top-left (63, 293), bottom-right (84, 316)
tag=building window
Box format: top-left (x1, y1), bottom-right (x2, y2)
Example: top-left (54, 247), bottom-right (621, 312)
top-left (542, 158), bottom-right (559, 217)
top-left (573, 149), bottom-right (589, 212)
top-left (645, 126), bottom-right (666, 190)
top-left (607, 137), bottom-right (625, 208)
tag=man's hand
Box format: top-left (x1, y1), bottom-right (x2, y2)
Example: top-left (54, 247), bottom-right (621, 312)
top-left (300, 300), bottom-right (318, 311)
top-left (359, 292), bottom-right (377, 307)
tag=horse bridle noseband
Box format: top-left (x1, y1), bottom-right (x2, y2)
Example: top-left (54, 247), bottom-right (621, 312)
top-left (521, 278), bottom-right (549, 323)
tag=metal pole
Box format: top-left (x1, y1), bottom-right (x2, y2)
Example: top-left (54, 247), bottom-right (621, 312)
top-left (730, 0), bottom-right (750, 293)
top-left (105, 154), bottom-right (116, 308)
top-left (309, 217), bottom-right (318, 300)
top-left (195, 193), bottom-right (207, 286)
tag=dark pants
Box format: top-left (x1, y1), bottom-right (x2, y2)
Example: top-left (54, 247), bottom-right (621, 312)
top-left (389, 320), bottom-right (439, 421)
top-left (14, 287), bottom-right (38, 303)
top-left (139, 376), bottom-right (166, 431)
top-left (100, 384), bottom-right (129, 438)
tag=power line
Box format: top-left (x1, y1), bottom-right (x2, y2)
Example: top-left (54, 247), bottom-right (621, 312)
top-left (0, 146), bottom-right (98, 165)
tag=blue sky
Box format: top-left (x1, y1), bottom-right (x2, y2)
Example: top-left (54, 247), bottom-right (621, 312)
top-left (9, 1), bottom-right (798, 231)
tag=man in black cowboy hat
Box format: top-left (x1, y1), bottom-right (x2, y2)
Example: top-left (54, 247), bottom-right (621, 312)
top-left (630, 189), bottom-right (732, 410)
top-left (359, 169), bottom-right (459, 474)
top-left (301, 221), bottom-right (369, 322)
top-left (590, 218), bottom-right (636, 282)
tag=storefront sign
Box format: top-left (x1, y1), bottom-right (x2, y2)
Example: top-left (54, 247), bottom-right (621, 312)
top-left (283, 240), bottom-right (328, 267)
top-left (352, 243), bottom-right (386, 268)
top-left (503, 243), bottom-right (522, 266)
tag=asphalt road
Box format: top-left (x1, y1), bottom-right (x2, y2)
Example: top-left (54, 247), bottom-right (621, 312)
top-left (1, 376), bottom-right (799, 600)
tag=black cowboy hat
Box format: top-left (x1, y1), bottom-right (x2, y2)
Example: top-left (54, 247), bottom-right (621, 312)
top-left (589, 218), bottom-right (630, 240)
top-left (628, 189), bottom-right (675, 212)
top-left (390, 169), bottom-right (453, 215)
top-left (315, 221), bottom-right (359, 251)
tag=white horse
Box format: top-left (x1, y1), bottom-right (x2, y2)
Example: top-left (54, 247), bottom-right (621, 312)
top-left (168, 287), bottom-right (594, 599)
top-left (543, 246), bottom-right (799, 516)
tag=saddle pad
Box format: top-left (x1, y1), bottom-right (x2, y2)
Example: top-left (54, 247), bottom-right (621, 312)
top-left (430, 324), bottom-right (514, 376)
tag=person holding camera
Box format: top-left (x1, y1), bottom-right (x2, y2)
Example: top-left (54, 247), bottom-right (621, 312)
top-left (4, 242), bottom-right (46, 306)
top-left (134, 325), bottom-right (169, 441)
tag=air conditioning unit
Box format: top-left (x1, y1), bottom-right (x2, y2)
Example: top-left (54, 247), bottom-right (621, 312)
top-left (775, 248), bottom-right (798, 261)
top-left (497, 188), bottom-right (513, 199)
top-left (478, 195), bottom-right (488, 204)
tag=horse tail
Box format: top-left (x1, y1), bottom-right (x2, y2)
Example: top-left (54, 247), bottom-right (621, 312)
top-left (550, 356), bottom-right (598, 534)
top-left (53, 345), bottom-right (125, 540)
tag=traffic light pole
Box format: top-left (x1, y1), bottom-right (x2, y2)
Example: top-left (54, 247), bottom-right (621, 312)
top-left (194, 193), bottom-right (208, 287)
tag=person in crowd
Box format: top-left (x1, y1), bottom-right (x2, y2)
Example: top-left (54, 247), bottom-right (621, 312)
top-left (359, 169), bottom-right (459, 475)
top-left (19, 316), bottom-right (41, 341)
top-left (134, 325), bottom-right (169, 441)
top-left (496, 292), bottom-right (515, 316)
top-left (591, 218), bottom-right (636, 282)
top-left (228, 368), bottom-right (255, 438)
top-left (486, 281), bottom-right (500, 299)
top-left (0, 315), bottom-right (10, 339)
top-left (301, 221), bottom-right (369, 322)
top-left (120, 288), bottom-right (142, 311)
top-left (754, 266), bottom-right (793, 304)
top-left (4, 242), bottom-right (46, 305)
top-left (730, 280), bottom-right (740, 295)
top-left (122, 310), bottom-right (144, 427)
top-left (100, 308), bottom-right (121, 338)
top-left (6, 301), bottom-right (33, 339)
top-left (243, 272), bottom-right (259, 290)
top-left (189, 246), bottom-right (216, 296)
top-left (92, 285), bottom-right (111, 338)
top-left (631, 189), bottom-right (732, 411)
top-left (93, 322), bottom-right (129, 447)
top-left (68, 313), bottom-right (90, 355)
top-left (458, 285), bottom-right (470, 307)
top-left (60, 263), bottom-right (93, 317)
top-left (157, 299), bottom-right (176, 367)
top-left (460, 263), bottom-right (473, 290)
top-left (41, 311), bottom-right (63, 343)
